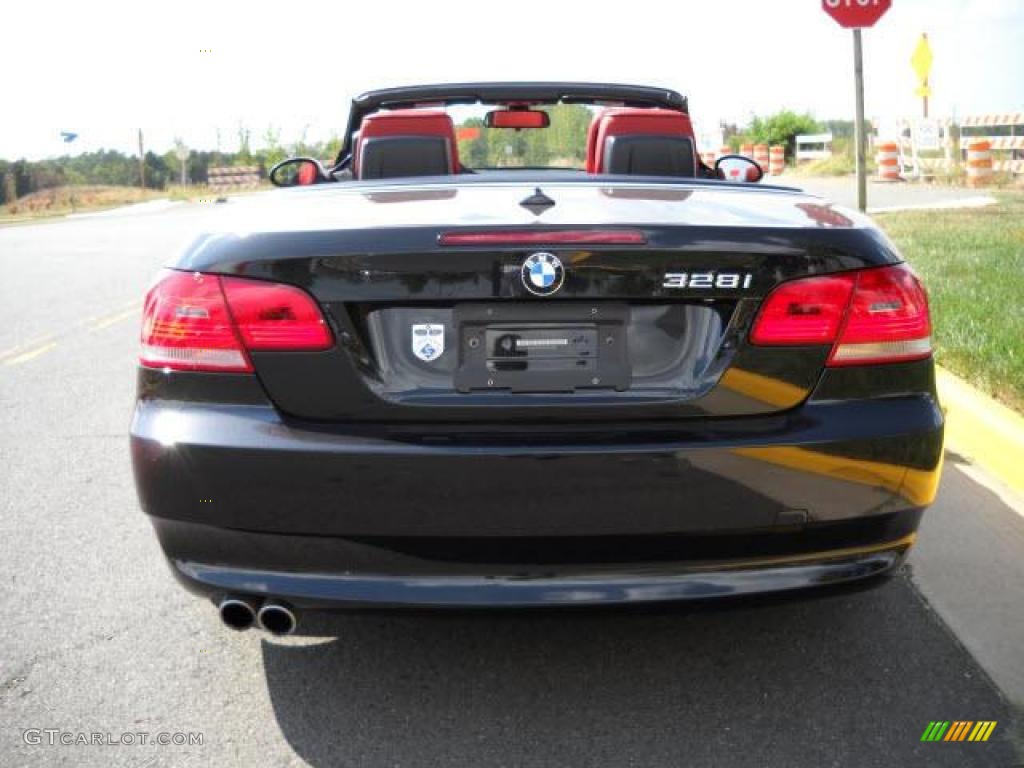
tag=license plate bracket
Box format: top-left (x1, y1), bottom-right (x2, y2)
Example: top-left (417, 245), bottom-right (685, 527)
top-left (454, 303), bottom-right (631, 393)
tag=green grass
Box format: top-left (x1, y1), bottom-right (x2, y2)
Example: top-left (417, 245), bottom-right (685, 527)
top-left (875, 192), bottom-right (1024, 411)
top-left (792, 154), bottom-right (856, 176)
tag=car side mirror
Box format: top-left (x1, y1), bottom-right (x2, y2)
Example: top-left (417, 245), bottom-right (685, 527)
top-left (269, 157), bottom-right (326, 187)
top-left (715, 155), bottom-right (764, 183)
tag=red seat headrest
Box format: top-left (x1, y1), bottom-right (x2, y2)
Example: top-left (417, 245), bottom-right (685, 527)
top-left (355, 109), bottom-right (459, 177)
top-left (586, 108), bottom-right (696, 174)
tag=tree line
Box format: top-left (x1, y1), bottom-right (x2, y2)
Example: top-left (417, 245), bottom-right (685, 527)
top-left (0, 133), bottom-right (342, 205)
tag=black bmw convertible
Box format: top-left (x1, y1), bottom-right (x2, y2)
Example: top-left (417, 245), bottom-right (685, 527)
top-left (130, 83), bottom-right (943, 634)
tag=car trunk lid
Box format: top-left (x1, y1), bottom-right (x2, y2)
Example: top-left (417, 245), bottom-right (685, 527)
top-left (175, 179), bottom-right (900, 423)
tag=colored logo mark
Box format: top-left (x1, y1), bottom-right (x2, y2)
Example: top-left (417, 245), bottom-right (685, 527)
top-left (920, 721), bottom-right (997, 742)
top-left (521, 252), bottom-right (564, 296)
top-left (529, 260), bottom-right (556, 288)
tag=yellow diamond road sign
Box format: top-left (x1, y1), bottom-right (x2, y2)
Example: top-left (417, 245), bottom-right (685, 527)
top-left (912, 35), bottom-right (934, 86)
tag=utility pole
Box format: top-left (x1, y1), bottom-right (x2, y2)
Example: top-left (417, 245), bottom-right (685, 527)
top-left (2, 172), bottom-right (15, 207)
top-left (138, 129), bottom-right (146, 189)
top-left (174, 140), bottom-right (190, 187)
top-left (921, 33), bottom-right (929, 118)
top-left (853, 29), bottom-right (867, 213)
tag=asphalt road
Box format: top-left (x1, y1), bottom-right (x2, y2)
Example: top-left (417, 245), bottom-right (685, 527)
top-left (779, 174), bottom-right (995, 212)
top-left (1, 199), bottom-right (1021, 767)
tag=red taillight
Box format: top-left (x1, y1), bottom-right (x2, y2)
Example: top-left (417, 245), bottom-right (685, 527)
top-left (438, 229), bottom-right (646, 246)
top-left (220, 277), bottom-right (333, 351)
top-left (140, 270), bottom-right (332, 373)
top-left (829, 264), bottom-right (931, 366)
top-left (749, 274), bottom-right (856, 345)
top-left (750, 264), bottom-right (932, 366)
top-left (141, 270), bottom-right (252, 372)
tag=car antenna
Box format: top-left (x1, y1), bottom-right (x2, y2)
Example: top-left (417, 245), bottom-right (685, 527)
top-left (520, 188), bottom-right (556, 216)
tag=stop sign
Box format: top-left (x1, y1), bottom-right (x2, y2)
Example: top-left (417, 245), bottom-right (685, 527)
top-left (822, 0), bottom-right (892, 28)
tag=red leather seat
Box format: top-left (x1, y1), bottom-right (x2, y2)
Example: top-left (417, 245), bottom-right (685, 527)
top-left (354, 110), bottom-right (459, 179)
top-left (586, 108), bottom-right (698, 177)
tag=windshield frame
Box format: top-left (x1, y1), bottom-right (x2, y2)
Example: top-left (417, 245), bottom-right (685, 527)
top-left (335, 82), bottom-right (688, 168)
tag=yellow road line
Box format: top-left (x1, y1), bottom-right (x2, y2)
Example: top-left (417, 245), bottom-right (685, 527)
top-left (89, 306), bottom-right (139, 331)
top-left (0, 335), bottom-right (55, 361)
top-left (0, 299), bottom-right (140, 361)
top-left (83, 299), bottom-right (142, 327)
top-left (3, 341), bottom-right (57, 365)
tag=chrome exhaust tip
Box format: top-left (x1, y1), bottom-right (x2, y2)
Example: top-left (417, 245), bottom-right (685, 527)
top-left (218, 597), bottom-right (257, 631)
top-left (256, 601), bottom-right (297, 636)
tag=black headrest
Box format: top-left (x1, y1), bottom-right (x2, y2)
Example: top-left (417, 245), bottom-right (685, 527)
top-left (603, 135), bottom-right (696, 177)
top-left (358, 136), bottom-right (451, 180)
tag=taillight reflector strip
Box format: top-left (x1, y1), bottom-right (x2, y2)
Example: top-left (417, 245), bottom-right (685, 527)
top-left (438, 229), bottom-right (646, 246)
top-left (828, 338), bottom-right (933, 365)
top-left (140, 343), bottom-right (250, 371)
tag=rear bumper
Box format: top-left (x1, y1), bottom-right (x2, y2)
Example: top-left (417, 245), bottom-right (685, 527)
top-left (157, 517), bottom-right (916, 607)
top-left (131, 387), bottom-right (942, 606)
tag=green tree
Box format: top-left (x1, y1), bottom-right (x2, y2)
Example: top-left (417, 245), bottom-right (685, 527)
top-left (738, 110), bottom-right (822, 157)
top-left (458, 118), bottom-right (489, 167)
top-left (262, 125), bottom-right (287, 169)
top-left (236, 123), bottom-right (253, 166)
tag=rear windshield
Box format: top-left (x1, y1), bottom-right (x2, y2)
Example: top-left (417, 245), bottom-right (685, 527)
top-left (453, 104), bottom-right (595, 171)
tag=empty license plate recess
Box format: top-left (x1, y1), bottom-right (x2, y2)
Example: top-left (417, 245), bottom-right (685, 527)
top-left (454, 303), bottom-right (631, 393)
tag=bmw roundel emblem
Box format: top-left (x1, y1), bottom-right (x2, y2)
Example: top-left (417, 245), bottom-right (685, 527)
top-left (521, 252), bottom-right (565, 296)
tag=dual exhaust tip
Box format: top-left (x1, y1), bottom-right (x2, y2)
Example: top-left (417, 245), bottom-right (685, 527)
top-left (218, 597), bottom-right (296, 635)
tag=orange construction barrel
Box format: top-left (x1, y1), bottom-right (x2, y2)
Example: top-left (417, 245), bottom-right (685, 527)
top-left (966, 140), bottom-right (993, 187)
top-left (876, 141), bottom-right (901, 181)
top-left (753, 144), bottom-right (770, 172)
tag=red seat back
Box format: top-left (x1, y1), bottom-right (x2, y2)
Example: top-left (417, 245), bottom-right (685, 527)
top-left (354, 109), bottom-right (459, 179)
top-left (586, 108), bottom-right (697, 175)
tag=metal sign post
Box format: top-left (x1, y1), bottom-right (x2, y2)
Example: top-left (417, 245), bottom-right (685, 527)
top-left (822, 0), bottom-right (892, 213)
top-left (912, 34), bottom-right (934, 119)
top-left (853, 29), bottom-right (867, 212)
top-left (138, 129), bottom-right (146, 189)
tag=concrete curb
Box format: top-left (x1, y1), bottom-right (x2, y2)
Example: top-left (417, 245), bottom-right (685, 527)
top-left (936, 366), bottom-right (1024, 498)
top-left (868, 195), bottom-right (998, 214)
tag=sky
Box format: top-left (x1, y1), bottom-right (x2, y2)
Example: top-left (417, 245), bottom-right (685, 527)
top-left (2, 0), bottom-right (1022, 160)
